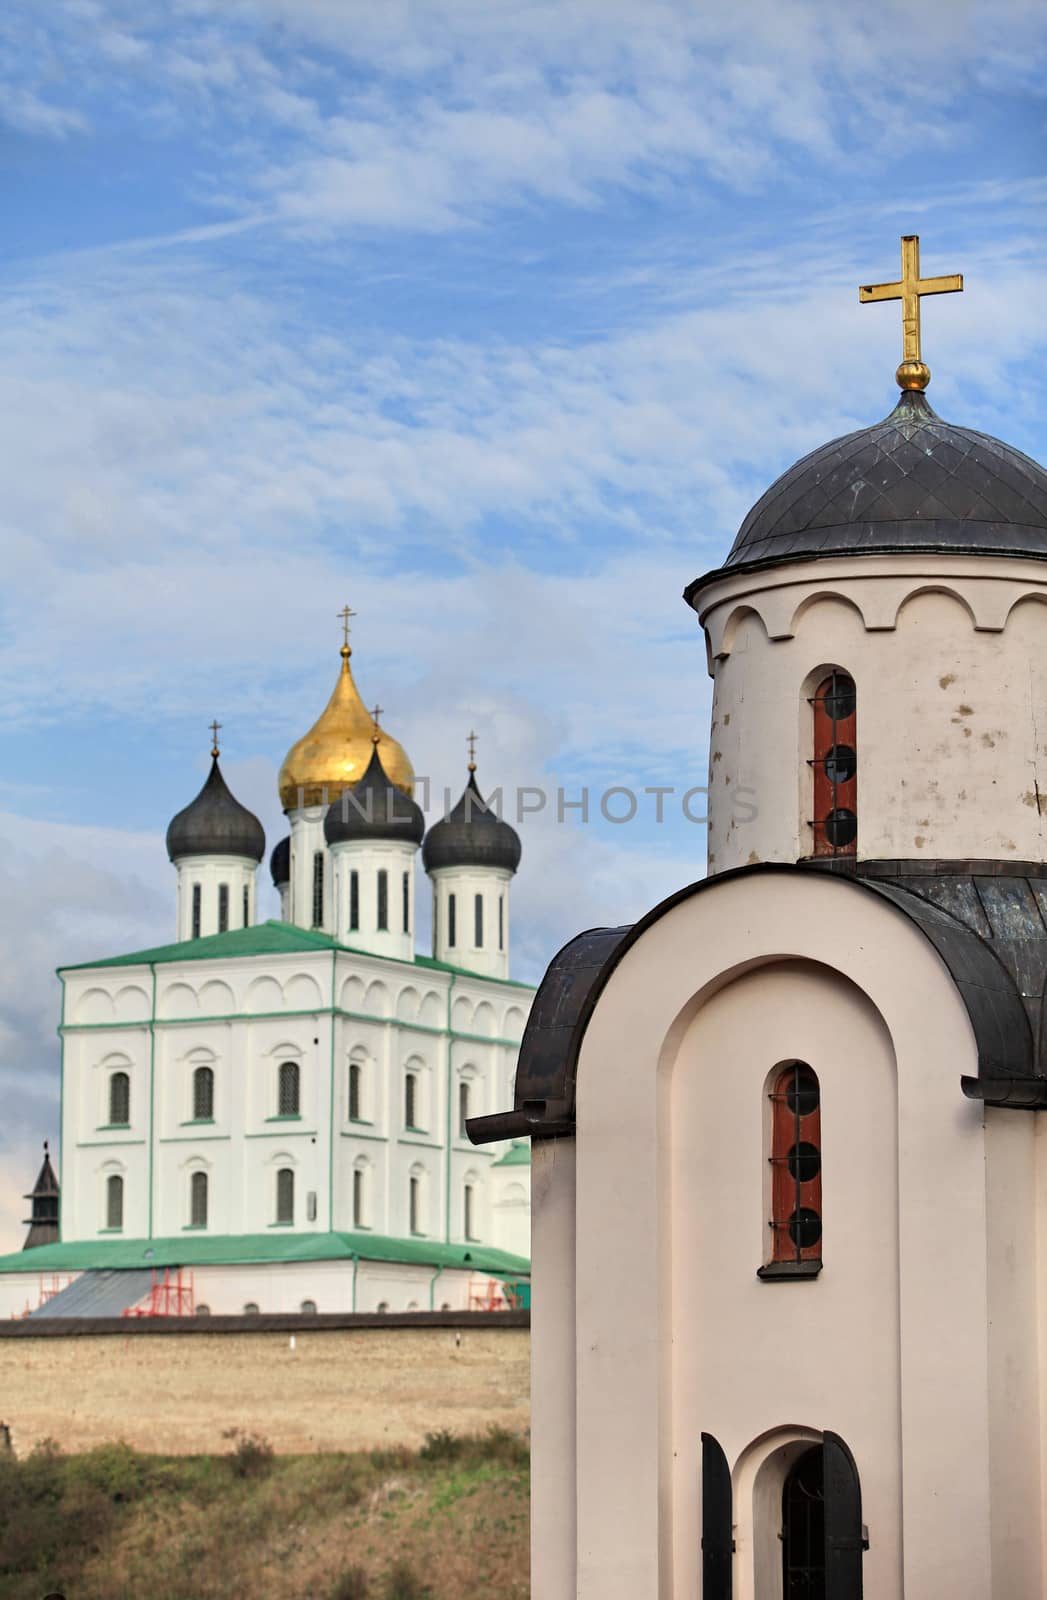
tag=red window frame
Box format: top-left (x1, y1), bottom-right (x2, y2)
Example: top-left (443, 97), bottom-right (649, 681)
top-left (768, 1062), bottom-right (822, 1265)
top-left (810, 671), bottom-right (857, 857)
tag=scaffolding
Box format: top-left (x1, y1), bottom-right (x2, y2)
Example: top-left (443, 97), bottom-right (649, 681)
top-left (122, 1267), bottom-right (195, 1318)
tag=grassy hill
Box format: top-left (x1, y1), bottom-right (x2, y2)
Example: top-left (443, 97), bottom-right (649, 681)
top-left (0, 1430), bottom-right (529, 1599)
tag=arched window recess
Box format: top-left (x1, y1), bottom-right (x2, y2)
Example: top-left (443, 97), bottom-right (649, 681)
top-left (759, 1061), bottom-right (822, 1280)
top-left (808, 670), bottom-right (857, 858)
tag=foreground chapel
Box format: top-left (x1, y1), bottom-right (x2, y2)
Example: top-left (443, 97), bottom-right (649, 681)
top-left (0, 625), bottom-right (534, 1317)
top-left (470, 240), bottom-right (1047, 1597)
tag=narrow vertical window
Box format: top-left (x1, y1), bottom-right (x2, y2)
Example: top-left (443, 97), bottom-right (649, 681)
top-left (405, 1071), bottom-right (418, 1129)
top-left (762, 1062), bottom-right (822, 1274)
top-left (464, 1183), bottom-right (476, 1240)
top-left (191, 883), bottom-right (202, 940)
top-left (190, 1170), bottom-right (208, 1227)
top-left (312, 852), bottom-right (324, 927)
top-left (278, 1060), bottom-right (300, 1117)
top-left (409, 1175), bottom-right (420, 1234)
top-left (349, 1061), bottom-right (362, 1121)
top-left (474, 894), bottom-right (483, 948)
top-left (448, 893), bottom-right (457, 948)
top-left (353, 1167), bottom-right (364, 1227)
top-left (242, 884), bottom-right (250, 928)
top-left (106, 1174), bottom-right (124, 1230)
top-left (377, 869), bottom-right (388, 931)
top-left (276, 1166), bottom-right (294, 1224)
top-left (811, 671), bottom-right (857, 857)
top-left (458, 1080), bottom-right (470, 1138)
top-left (402, 870), bottom-right (410, 934)
top-left (498, 895), bottom-right (504, 951)
top-left (217, 883), bottom-right (229, 933)
top-left (193, 1065), bottom-right (214, 1121)
top-left (109, 1071), bottom-right (130, 1126)
top-left (349, 869), bottom-right (359, 932)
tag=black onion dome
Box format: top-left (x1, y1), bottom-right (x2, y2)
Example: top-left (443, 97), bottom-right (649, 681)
top-left (270, 835), bottom-right (290, 886)
top-left (166, 757), bottom-right (265, 863)
top-left (689, 390), bottom-right (1047, 593)
top-left (324, 744), bottom-right (425, 847)
top-left (422, 771), bottom-right (522, 874)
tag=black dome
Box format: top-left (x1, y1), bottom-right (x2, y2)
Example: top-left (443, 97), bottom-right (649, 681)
top-left (692, 390), bottom-right (1047, 589)
top-left (422, 771), bottom-right (521, 874)
top-left (270, 835), bottom-right (290, 886)
top-left (166, 757), bottom-right (266, 863)
top-left (324, 744), bottom-right (425, 847)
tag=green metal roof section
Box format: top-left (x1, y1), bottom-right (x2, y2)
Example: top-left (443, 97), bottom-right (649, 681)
top-left (0, 1230), bottom-right (530, 1277)
top-left (492, 1140), bottom-right (532, 1167)
top-left (59, 921), bottom-right (535, 991)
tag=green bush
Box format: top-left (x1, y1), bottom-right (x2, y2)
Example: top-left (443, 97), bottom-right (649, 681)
top-left (222, 1429), bottom-right (275, 1480)
top-left (419, 1430), bottom-right (461, 1464)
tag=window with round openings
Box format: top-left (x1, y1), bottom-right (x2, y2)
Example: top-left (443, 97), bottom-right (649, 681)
top-left (760, 1061), bottom-right (823, 1279)
top-left (810, 671), bottom-right (857, 857)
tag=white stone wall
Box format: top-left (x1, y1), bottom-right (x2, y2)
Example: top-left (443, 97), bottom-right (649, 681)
top-left (174, 855), bottom-right (258, 941)
top-left (329, 837), bottom-right (418, 962)
top-left (430, 864), bottom-right (513, 980)
top-left (692, 553), bottom-right (1047, 870)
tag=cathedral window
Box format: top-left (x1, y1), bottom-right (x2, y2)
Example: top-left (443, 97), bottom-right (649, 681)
top-left (108, 1071), bottom-right (130, 1127)
top-left (193, 1066), bottom-right (214, 1121)
top-left (353, 1165), bottom-right (366, 1227)
top-left (474, 894), bottom-right (484, 948)
top-left (275, 1167), bottom-right (294, 1225)
top-left (218, 883), bottom-right (229, 933)
top-left (190, 1170), bottom-right (208, 1228)
top-left (409, 1174), bottom-right (422, 1234)
top-left (810, 671), bottom-right (857, 857)
top-left (448, 893), bottom-right (457, 948)
top-left (191, 883), bottom-right (201, 940)
top-left (402, 870), bottom-right (410, 934)
top-left (278, 1060), bottom-right (300, 1117)
top-left (312, 852), bottom-right (324, 927)
top-left (349, 1060), bottom-right (362, 1122)
top-left (458, 1080), bottom-right (470, 1138)
top-left (243, 1302), bottom-right (260, 1315)
top-left (404, 1071), bottom-right (418, 1129)
top-left (761, 1062), bottom-right (823, 1278)
top-left (499, 895), bottom-right (504, 951)
top-left (464, 1182), bottom-right (477, 1240)
top-left (106, 1173), bottom-right (124, 1230)
top-left (300, 1299), bottom-right (318, 1315)
top-left (377, 869), bottom-right (388, 931)
top-left (349, 870), bottom-right (359, 931)
top-left (242, 884), bottom-right (249, 927)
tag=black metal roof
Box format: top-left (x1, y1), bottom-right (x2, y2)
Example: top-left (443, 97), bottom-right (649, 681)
top-left (467, 860), bottom-right (1047, 1145)
top-left (686, 390), bottom-right (1047, 598)
top-left (270, 835), bottom-right (290, 886)
top-left (165, 757), bottom-right (265, 864)
top-left (422, 770), bottom-right (522, 875)
top-left (324, 744), bottom-right (425, 847)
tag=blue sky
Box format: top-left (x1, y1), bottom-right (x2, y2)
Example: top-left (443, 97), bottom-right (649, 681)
top-left (0, 0), bottom-right (1044, 1245)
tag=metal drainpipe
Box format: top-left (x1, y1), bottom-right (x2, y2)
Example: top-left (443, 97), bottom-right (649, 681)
top-left (351, 1251), bottom-right (359, 1312)
top-left (428, 1263), bottom-right (442, 1310)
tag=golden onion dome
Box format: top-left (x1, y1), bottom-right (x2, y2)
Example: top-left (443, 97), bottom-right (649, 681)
top-left (278, 644), bottom-right (414, 811)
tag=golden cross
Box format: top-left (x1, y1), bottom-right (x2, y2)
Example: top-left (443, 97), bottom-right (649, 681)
top-left (859, 235), bottom-right (963, 392)
top-left (467, 729), bottom-right (478, 771)
top-left (337, 604), bottom-right (357, 650)
top-left (370, 703), bottom-right (383, 744)
top-left (209, 720), bottom-right (221, 758)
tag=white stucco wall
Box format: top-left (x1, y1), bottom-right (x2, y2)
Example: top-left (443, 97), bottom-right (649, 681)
top-left (430, 865), bottom-right (513, 980)
top-left (174, 855), bottom-right (258, 941)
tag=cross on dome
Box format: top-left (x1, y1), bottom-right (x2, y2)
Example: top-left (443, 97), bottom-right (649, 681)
top-left (467, 729), bottom-right (478, 772)
top-left (859, 234), bottom-right (963, 392)
top-left (337, 603), bottom-right (357, 656)
top-left (209, 720), bottom-right (221, 758)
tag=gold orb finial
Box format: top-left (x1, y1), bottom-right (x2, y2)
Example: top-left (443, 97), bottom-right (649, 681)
top-left (337, 603), bottom-right (357, 659)
top-left (859, 235), bottom-right (962, 393)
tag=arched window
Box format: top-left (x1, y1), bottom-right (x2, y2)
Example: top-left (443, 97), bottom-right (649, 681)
top-left (106, 1173), bottom-right (124, 1230)
top-left (409, 1172), bottom-right (422, 1235)
top-left (218, 883), bottom-right (229, 933)
top-left (404, 1071), bottom-right (418, 1129)
top-left (109, 1071), bottom-right (130, 1127)
top-left (243, 1301), bottom-right (260, 1316)
top-left (193, 1065), bottom-right (214, 1121)
top-left (448, 892), bottom-right (457, 948)
top-left (474, 893), bottom-right (484, 948)
top-left (312, 851), bottom-right (324, 927)
top-left (402, 870), bottom-right (410, 934)
top-left (377, 869), bottom-right (388, 931)
top-left (242, 884), bottom-right (250, 927)
top-left (276, 1166), bottom-right (295, 1225)
top-left (278, 1060), bottom-right (300, 1117)
top-left (190, 1170), bottom-right (208, 1227)
top-left (810, 671), bottom-right (857, 857)
top-left (376, 1300), bottom-right (389, 1313)
top-left (300, 1299), bottom-right (318, 1316)
top-left (762, 1062), bottom-right (822, 1277)
top-left (191, 883), bottom-right (202, 940)
top-left (348, 1060), bottom-right (362, 1122)
top-left (349, 869), bottom-right (360, 931)
top-left (195, 1304), bottom-right (211, 1316)
top-left (464, 1182), bottom-right (477, 1241)
top-left (498, 895), bottom-right (504, 951)
top-left (458, 1080), bottom-right (470, 1138)
top-left (353, 1164), bottom-right (366, 1227)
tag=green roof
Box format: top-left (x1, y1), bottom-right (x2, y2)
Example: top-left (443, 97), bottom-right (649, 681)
top-left (0, 1231), bottom-right (529, 1277)
top-left (493, 1140), bottom-right (531, 1167)
top-left (60, 921), bottom-right (535, 990)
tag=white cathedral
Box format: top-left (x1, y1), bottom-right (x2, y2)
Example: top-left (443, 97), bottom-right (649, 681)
top-left (0, 628), bottom-right (534, 1318)
top-left (470, 240), bottom-right (1047, 1597)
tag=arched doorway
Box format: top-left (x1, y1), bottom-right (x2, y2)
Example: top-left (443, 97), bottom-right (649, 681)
top-left (782, 1445), bottom-right (825, 1596)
